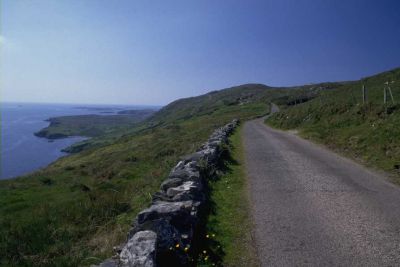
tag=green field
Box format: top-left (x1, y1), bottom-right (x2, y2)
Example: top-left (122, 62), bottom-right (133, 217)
top-left (267, 67), bottom-right (400, 182)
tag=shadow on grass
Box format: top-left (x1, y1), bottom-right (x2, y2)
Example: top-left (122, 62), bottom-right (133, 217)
top-left (191, 136), bottom-right (239, 266)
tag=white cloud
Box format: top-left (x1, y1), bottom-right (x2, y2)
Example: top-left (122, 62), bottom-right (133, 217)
top-left (0, 35), bottom-right (5, 44)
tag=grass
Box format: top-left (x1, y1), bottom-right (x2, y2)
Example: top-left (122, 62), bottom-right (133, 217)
top-left (267, 67), bottom-right (400, 183)
top-left (0, 84), bottom-right (282, 266)
top-left (201, 126), bottom-right (258, 267)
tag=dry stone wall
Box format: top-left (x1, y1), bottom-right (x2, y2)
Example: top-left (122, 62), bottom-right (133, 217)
top-left (96, 119), bottom-right (239, 267)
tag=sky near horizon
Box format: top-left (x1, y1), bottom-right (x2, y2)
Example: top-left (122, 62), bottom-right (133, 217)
top-left (1, 0), bottom-right (400, 105)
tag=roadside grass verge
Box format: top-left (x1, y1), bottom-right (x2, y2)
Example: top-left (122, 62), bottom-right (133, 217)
top-left (266, 67), bottom-right (400, 184)
top-left (267, 102), bottom-right (400, 184)
top-left (202, 126), bottom-right (258, 267)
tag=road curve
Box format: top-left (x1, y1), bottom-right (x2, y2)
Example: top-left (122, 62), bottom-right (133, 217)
top-left (243, 117), bottom-right (400, 266)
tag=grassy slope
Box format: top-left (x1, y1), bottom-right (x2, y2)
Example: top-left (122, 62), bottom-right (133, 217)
top-left (61, 84), bottom-right (286, 154)
top-left (0, 84), bottom-right (284, 266)
top-left (267, 67), bottom-right (400, 182)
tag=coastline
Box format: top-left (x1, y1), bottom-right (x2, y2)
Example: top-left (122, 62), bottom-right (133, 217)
top-left (1, 103), bottom-right (154, 180)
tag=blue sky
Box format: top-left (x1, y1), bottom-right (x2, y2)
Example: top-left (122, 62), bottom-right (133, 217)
top-left (1, 0), bottom-right (400, 105)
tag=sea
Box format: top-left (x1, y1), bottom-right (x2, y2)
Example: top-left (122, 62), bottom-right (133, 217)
top-left (1, 102), bottom-right (154, 180)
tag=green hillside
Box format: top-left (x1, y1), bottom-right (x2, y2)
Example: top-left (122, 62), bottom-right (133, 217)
top-left (2, 68), bottom-right (399, 266)
top-left (60, 84), bottom-right (286, 154)
top-left (267, 67), bottom-right (400, 182)
top-left (0, 84), bottom-right (285, 266)
top-left (34, 110), bottom-right (155, 139)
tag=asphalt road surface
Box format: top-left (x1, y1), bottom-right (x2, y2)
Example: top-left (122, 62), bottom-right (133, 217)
top-left (244, 112), bottom-right (400, 266)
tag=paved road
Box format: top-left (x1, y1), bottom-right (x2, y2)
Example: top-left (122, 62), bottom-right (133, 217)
top-left (243, 111), bottom-right (400, 266)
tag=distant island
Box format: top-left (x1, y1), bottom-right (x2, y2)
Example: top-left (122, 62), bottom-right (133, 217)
top-left (73, 106), bottom-right (124, 112)
top-left (34, 109), bottom-right (155, 139)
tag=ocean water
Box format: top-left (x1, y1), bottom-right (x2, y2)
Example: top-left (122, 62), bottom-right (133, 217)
top-left (1, 102), bottom-right (146, 180)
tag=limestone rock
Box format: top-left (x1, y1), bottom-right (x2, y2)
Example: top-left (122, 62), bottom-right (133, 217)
top-left (119, 230), bottom-right (157, 267)
top-left (137, 201), bottom-right (194, 225)
top-left (160, 178), bottom-right (183, 191)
